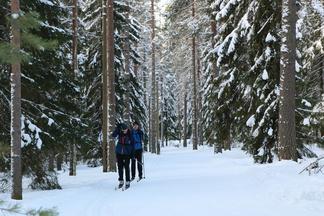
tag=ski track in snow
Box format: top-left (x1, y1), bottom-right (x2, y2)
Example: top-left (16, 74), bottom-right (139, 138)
top-left (2, 143), bottom-right (324, 216)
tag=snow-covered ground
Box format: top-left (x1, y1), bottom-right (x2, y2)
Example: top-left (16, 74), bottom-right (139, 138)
top-left (2, 142), bottom-right (324, 216)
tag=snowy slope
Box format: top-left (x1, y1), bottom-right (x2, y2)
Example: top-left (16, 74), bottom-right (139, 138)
top-left (2, 142), bottom-right (324, 216)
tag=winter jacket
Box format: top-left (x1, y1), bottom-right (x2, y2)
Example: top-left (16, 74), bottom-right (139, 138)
top-left (132, 129), bottom-right (145, 150)
top-left (112, 127), bottom-right (135, 155)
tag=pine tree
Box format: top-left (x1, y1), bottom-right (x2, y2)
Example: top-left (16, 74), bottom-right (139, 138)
top-left (278, 0), bottom-right (298, 161)
top-left (191, 0), bottom-right (198, 150)
top-left (150, 0), bottom-right (157, 153)
top-left (102, 0), bottom-right (108, 172)
top-left (10, 0), bottom-right (22, 200)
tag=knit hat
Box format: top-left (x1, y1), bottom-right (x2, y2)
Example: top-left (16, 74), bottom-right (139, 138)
top-left (133, 121), bottom-right (139, 126)
top-left (121, 123), bottom-right (128, 130)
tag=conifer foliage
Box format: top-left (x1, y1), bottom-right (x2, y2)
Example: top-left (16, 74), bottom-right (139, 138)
top-left (1, 0), bottom-right (81, 191)
top-left (202, 0), bottom-right (322, 162)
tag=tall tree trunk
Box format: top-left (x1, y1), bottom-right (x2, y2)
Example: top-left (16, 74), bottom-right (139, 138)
top-left (48, 149), bottom-right (54, 172)
top-left (192, 0), bottom-right (197, 150)
top-left (178, 97), bottom-right (181, 144)
top-left (278, 0), bottom-right (297, 161)
top-left (224, 136), bottom-right (231, 151)
top-left (102, 0), bottom-right (108, 172)
top-left (56, 153), bottom-right (63, 171)
top-left (69, 144), bottom-right (74, 175)
top-left (156, 80), bottom-right (160, 155)
top-left (72, 0), bottom-right (78, 75)
top-left (151, 0), bottom-right (156, 154)
top-left (148, 98), bottom-right (151, 152)
top-left (11, 0), bottom-right (22, 200)
top-left (143, 51), bottom-right (147, 110)
top-left (124, 11), bottom-right (130, 126)
top-left (166, 129), bottom-right (168, 146)
top-left (73, 144), bottom-right (77, 175)
top-left (107, 0), bottom-right (116, 171)
top-left (197, 37), bottom-right (203, 146)
top-left (71, 0), bottom-right (78, 177)
top-left (321, 58), bottom-right (324, 138)
top-left (143, 51), bottom-right (148, 151)
top-left (161, 75), bottom-right (164, 148)
top-left (215, 142), bottom-right (223, 154)
top-left (211, 20), bottom-right (218, 78)
top-left (183, 92), bottom-right (187, 147)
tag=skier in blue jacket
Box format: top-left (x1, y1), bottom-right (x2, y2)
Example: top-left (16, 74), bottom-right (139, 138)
top-left (131, 121), bottom-right (145, 181)
top-left (112, 123), bottom-right (135, 189)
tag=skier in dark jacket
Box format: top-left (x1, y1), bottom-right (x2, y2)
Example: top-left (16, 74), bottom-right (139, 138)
top-left (112, 123), bottom-right (135, 189)
top-left (131, 121), bottom-right (145, 181)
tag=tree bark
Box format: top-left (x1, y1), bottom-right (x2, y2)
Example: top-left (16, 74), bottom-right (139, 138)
top-left (48, 149), bottom-right (54, 172)
top-left (224, 136), bottom-right (231, 151)
top-left (197, 37), bottom-right (203, 146)
top-left (124, 11), bottom-right (130, 126)
top-left (143, 51), bottom-right (147, 111)
top-left (160, 75), bottom-right (164, 148)
top-left (56, 153), bottom-right (63, 171)
top-left (178, 97), bottom-right (181, 144)
top-left (107, 0), bottom-right (116, 171)
top-left (11, 0), bottom-right (22, 200)
top-left (143, 51), bottom-right (148, 151)
top-left (211, 20), bottom-right (218, 78)
top-left (156, 80), bottom-right (160, 155)
top-left (215, 142), bottom-right (223, 154)
top-left (69, 145), bottom-right (74, 175)
top-left (148, 98), bottom-right (151, 152)
top-left (183, 92), bottom-right (187, 147)
top-left (191, 0), bottom-right (197, 150)
top-left (102, 0), bottom-right (108, 172)
top-left (71, 0), bottom-right (78, 176)
top-left (151, 0), bottom-right (156, 154)
top-left (278, 0), bottom-right (298, 161)
top-left (73, 144), bottom-right (77, 175)
top-left (72, 0), bottom-right (77, 76)
top-left (321, 58), bottom-right (324, 138)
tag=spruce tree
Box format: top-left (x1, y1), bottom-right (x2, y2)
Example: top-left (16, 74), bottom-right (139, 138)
top-left (1, 0), bottom-right (82, 189)
top-left (80, 0), bottom-right (147, 165)
top-left (204, 0), bottom-right (319, 162)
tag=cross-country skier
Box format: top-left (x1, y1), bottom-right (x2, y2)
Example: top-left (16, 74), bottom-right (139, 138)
top-left (112, 123), bottom-right (135, 189)
top-left (131, 121), bottom-right (145, 181)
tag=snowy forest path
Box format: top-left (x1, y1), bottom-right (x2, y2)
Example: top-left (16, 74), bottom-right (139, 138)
top-left (3, 143), bottom-right (324, 216)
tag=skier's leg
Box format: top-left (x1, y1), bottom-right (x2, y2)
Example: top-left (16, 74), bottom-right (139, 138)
top-left (137, 149), bottom-right (143, 178)
top-left (116, 154), bottom-right (124, 181)
top-left (131, 156), bottom-right (136, 179)
top-left (124, 154), bottom-right (131, 182)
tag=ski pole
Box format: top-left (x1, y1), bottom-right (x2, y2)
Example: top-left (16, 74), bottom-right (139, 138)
top-left (134, 157), bottom-right (145, 179)
top-left (142, 150), bottom-right (145, 179)
top-left (134, 158), bottom-right (144, 166)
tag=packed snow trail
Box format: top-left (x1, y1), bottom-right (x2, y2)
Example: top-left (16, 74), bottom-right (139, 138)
top-left (3, 143), bottom-right (324, 216)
